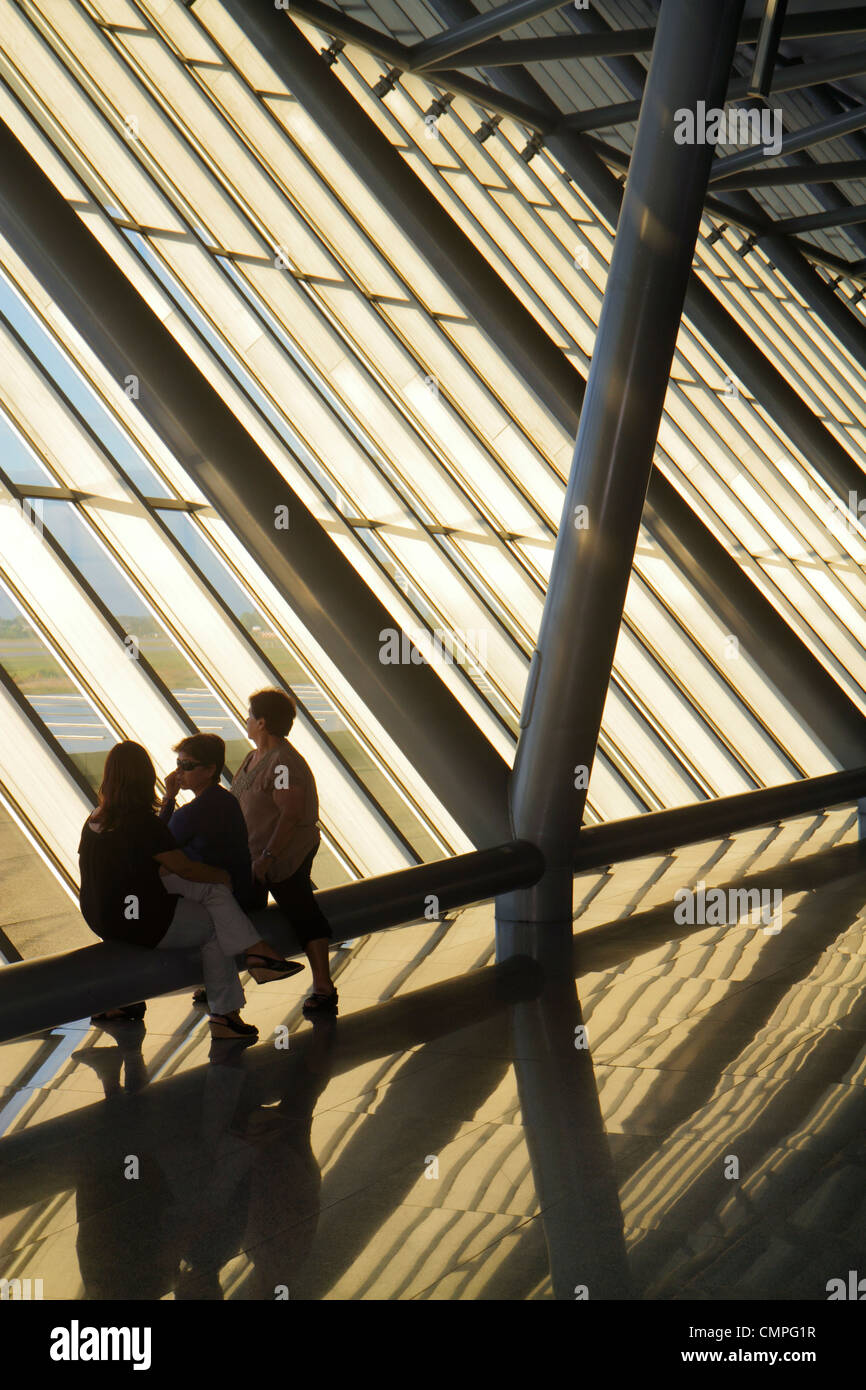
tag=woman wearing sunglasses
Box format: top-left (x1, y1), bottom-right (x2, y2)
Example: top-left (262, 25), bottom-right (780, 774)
top-left (79, 740), bottom-right (303, 1038)
top-left (160, 733), bottom-right (254, 1009)
top-left (159, 734), bottom-right (253, 907)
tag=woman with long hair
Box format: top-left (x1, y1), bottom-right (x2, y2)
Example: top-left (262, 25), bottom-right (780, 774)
top-left (79, 741), bottom-right (302, 1038)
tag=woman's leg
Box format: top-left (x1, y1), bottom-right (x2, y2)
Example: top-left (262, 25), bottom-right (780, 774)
top-left (267, 854), bottom-right (335, 997)
top-left (163, 877), bottom-right (263, 956)
top-left (158, 884), bottom-right (250, 1018)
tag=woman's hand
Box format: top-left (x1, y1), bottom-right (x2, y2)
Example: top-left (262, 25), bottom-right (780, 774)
top-left (162, 769), bottom-right (182, 800)
top-left (252, 855), bottom-right (270, 884)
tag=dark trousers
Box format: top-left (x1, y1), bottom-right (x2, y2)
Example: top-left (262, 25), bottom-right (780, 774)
top-left (247, 847), bottom-right (332, 949)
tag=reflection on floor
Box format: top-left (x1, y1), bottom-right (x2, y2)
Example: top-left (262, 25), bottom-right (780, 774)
top-left (2, 807), bottom-right (866, 1300)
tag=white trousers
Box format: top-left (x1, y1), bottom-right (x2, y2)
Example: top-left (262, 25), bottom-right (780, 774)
top-left (157, 875), bottom-right (261, 1016)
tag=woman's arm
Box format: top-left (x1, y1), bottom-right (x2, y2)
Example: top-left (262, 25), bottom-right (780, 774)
top-left (252, 785), bottom-right (304, 880)
top-left (155, 849), bottom-right (230, 885)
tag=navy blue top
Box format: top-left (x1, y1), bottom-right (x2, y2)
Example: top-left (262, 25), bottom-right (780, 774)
top-left (159, 784), bottom-right (253, 906)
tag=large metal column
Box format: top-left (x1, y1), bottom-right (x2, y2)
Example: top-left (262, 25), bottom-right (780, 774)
top-left (498, 0), bottom-right (748, 933)
top-left (0, 120), bottom-right (511, 850)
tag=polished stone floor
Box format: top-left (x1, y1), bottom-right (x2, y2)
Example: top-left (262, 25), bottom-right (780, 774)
top-left (2, 806), bottom-right (866, 1300)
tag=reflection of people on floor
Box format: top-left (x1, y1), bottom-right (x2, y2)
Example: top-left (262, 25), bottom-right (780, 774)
top-left (232, 689), bottom-right (337, 1017)
top-left (72, 1019), bottom-right (148, 1098)
top-left (174, 1043), bottom-right (257, 1300)
top-left (75, 1143), bottom-right (179, 1301)
top-left (241, 1017), bottom-right (337, 1300)
top-left (78, 741), bottom-right (303, 1040)
top-left (175, 1019), bottom-right (337, 1300)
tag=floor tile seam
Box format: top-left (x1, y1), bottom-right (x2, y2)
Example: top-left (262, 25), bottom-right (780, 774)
top-left (325, 1100), bottom-right (526, 1127)
top-left (310, 1118), bottom-right (495, 1214)
top-left (313, 1114), bottom-right (500, 1211)
top-left (308, 1046), bottom-right (477, 1112)
top-left (219, 1185), bottom-right (527, 1296)
top-left (406, 1211), bottom-right (542, 1299)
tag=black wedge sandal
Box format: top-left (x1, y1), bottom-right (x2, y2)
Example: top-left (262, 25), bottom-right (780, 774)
top-left (244, 953), bottom-right (305, 984)
top-left (209, 1013), bottom-right (259, 1039)
top-left (302, 988), bottom-right (338, 1014)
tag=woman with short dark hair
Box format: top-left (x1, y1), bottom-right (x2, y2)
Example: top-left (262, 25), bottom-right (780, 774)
top-left (232, 689), bottom-right (337, 1014)
top-left (159, 733), bottom-right (252, 906)
top-left (78, 741), bottom-right (302, 1038)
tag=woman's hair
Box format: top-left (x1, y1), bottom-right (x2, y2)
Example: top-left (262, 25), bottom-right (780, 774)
top-left (248, 687), bottom-right (297, 737)
top-left (172, 733), bottom-right (225, 785)
top-left (93, 741), bottom-right (158, 830)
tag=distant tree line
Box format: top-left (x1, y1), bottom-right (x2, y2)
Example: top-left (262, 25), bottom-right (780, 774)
top-left (0, 612), bottom-right (262, 640)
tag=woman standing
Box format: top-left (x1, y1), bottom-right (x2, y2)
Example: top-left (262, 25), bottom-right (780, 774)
top-left (232, 689), bottom-right (337, 1014)
top-left (79, 741), bottom-right (302, 1038)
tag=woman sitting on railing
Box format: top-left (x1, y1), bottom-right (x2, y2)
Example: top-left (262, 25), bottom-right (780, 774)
top-left (78, 741), bottom-right (303, 1039)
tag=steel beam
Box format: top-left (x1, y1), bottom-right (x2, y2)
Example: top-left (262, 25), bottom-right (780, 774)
top-left (764, 5), bottom-right (866, 40)
top-left (0, 120), bottom-right (512, 850)
top-left (407, 0), bottom-right (568, 71)
top-left (422, 6), bottom-right (866, 71)
top-left (0, 840), bottom-right (543, 1043)
top-left (740, 212), bottom-right (866, 374)
top-left (498, 0), bottom-right (748, 928)
top-left (709, 104), bottom-right (866, 181)
top-left (782, 86), bottom-right (866, 268)
top-left (713, 157), bottom-right (866, 190)
top-left (281, 0), bottom-right (554, 132)
top-left (419, 66), bottom-right (553, 130)
top-left (749, 0), bottom-right (788, 99)
top-left (280, 0), bottom-right (866, 280)
top-left (561, 48), bottom-right (866, 132)
top-left (770, 203), bottom-right (866, 235)
top-left (583, 133), bottom-right (864, 271)
top-left (422, 29), bottom-right (657, 69)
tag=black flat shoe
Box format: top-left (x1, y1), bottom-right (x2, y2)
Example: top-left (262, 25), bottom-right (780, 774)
top-left (209, 1014), bottom-right (259, 1039)
top-left (92, 1002), bottom-right (147, 1023)
top-left (192, 989), bottom-right (208, 1006)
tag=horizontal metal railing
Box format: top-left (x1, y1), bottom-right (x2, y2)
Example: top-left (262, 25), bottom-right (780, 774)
top-left (0, 841), bottom-right (544, 1043)
top-left (573, 765), bottom-right (866, 872)
top-left (2, 767), bottom-right (865, 1044)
